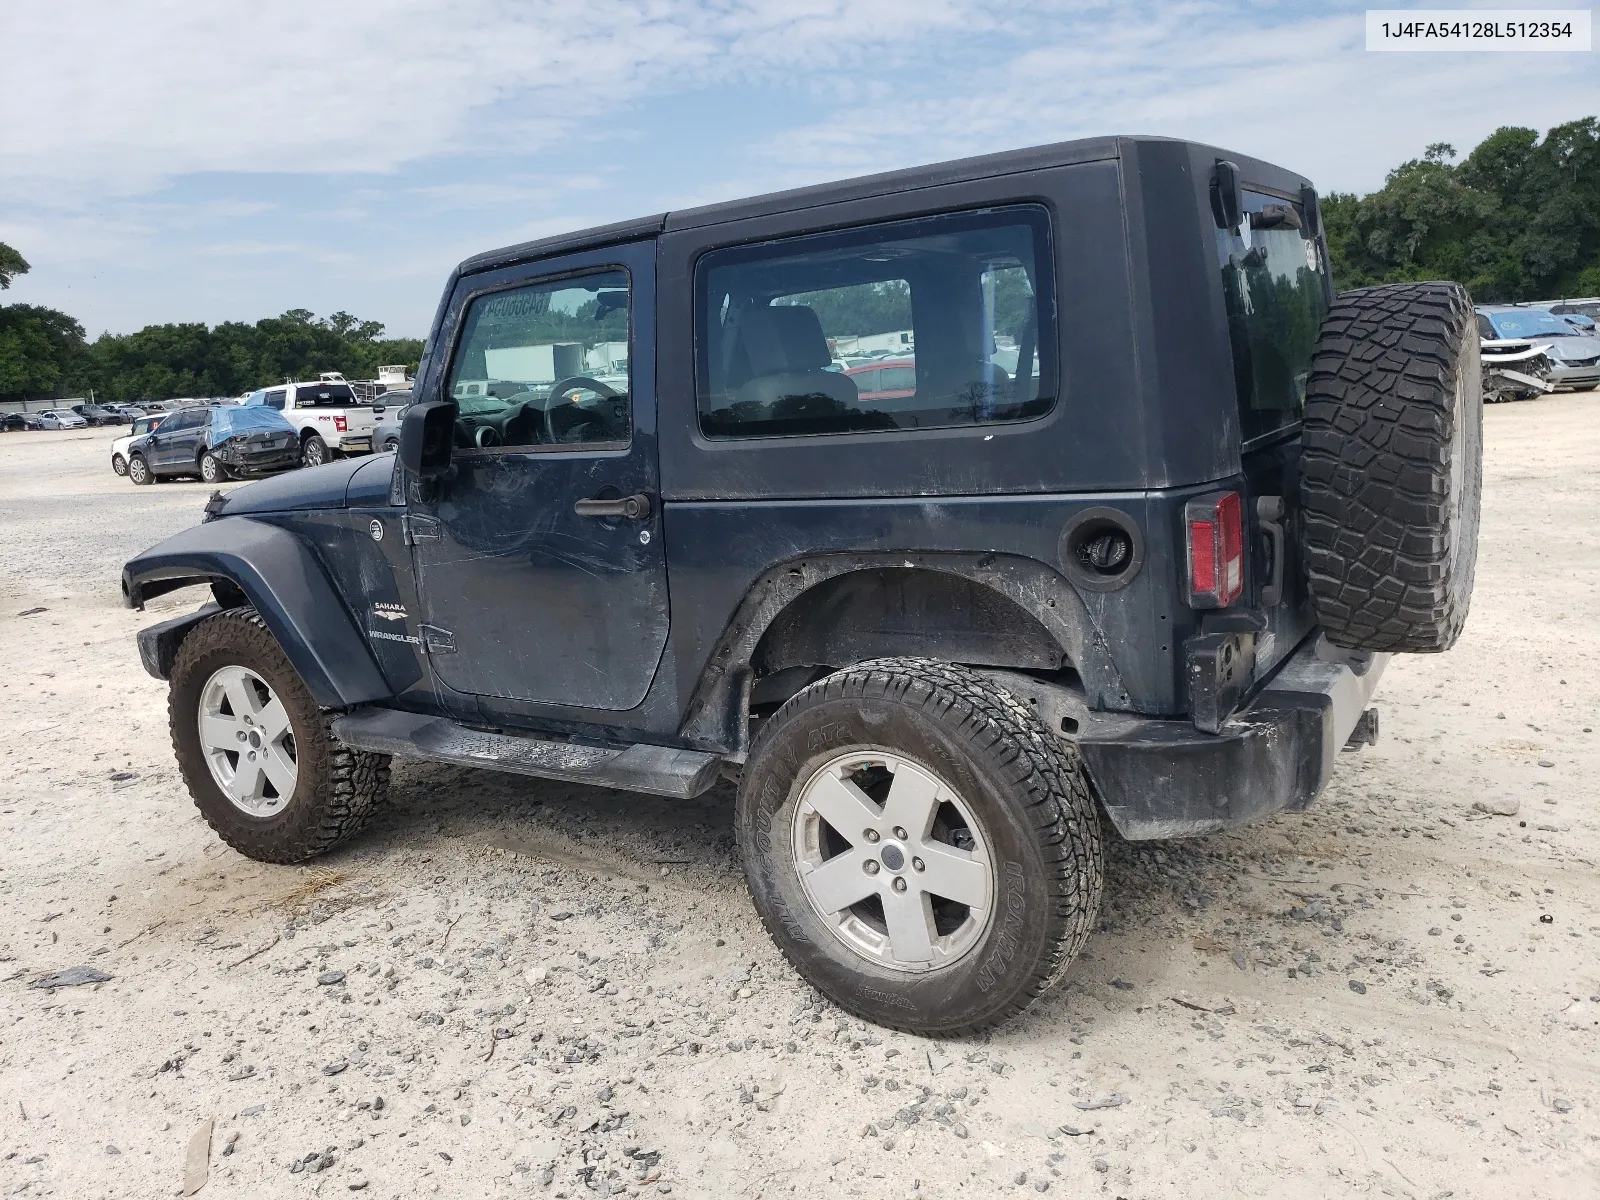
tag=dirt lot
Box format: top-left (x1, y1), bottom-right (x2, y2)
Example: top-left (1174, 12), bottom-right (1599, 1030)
top-left (0, 404), bottom-right (1596, 1200)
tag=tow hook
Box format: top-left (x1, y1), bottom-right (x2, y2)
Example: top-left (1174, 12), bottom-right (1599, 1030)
top-left (1343, 707), bottom-right (1380, 751)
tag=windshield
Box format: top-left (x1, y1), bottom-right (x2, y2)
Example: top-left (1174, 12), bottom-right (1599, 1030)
top-left (1488, 310), bottom-right (1578, 338)
top-left (211, 407), bottom-right (296, 439)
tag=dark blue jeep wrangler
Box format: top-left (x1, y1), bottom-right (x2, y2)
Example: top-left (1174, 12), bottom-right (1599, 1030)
top-left (123, 136), bottom-right (1482, 1035)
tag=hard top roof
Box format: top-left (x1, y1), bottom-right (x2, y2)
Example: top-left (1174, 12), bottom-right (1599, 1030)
top-left (457, 134), bottom-right (1311, 278)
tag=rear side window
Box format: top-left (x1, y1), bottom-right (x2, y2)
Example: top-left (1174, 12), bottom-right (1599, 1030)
top-left (1216, 190), bottom-right (1330, 444)
top-left (697, 207), bottom-right (1055, 438)
top-left (263, 390), bottom-right (287, 410)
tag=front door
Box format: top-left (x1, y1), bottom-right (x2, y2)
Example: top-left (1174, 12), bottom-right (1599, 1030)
top-left (407, 240), bottom-right (669, 710)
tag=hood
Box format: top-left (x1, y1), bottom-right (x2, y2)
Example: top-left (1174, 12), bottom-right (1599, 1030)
top-left (1547, 335), bottom-right (1600, 362)
top-left (209, 457), bottom-right (365, 516)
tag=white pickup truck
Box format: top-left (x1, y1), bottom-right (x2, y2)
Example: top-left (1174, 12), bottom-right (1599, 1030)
top-left (243, 377), bottom-right (379, 466)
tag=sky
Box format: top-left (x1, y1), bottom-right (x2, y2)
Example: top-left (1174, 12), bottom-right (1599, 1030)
top-left (1, 0), bottom-right (1594, 339)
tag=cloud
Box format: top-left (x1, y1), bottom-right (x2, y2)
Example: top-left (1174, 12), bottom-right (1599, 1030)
top-left (3, 0), bottom-right (1594, 336)
top-left (0, 0), bottom-right (999, 201)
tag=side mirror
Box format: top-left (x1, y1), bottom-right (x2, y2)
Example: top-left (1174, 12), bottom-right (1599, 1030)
top-left (1210, 160), bottom-right (1243, 230)
top-left (399, 400), bottom-right (456, 479)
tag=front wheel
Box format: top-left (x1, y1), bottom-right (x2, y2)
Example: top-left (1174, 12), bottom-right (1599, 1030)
top-left (111, 454), bottom-right (128, 476)
top-left (301, 434), bottom-right (329, 468)
top-left (199, 451), bottom-right (227, 483)
top-left (128, 454), bottom-right (153, 485)
top-left (169, 606), bottom-right (390, 863)
top-left (737, 659), bottom-right (1103, 1036)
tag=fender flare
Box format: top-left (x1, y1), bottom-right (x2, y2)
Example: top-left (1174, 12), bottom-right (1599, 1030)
top-left (679, 551), bottom-right (1130, 755)
top-left (121, 517), bottom-right (391, 709)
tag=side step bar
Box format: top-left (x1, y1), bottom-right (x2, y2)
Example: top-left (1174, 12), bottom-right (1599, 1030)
top-left (332, 708), bottom-right (722, 800)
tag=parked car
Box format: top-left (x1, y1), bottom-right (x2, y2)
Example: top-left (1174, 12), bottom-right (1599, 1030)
top-left (110, 413), bottom-right (168, 475)
top-left (243, 380), bottom-right (379, 465)
top-left (37, 410), bottom-right (88, 430)
top-left (125, 137), bottom-right (1483, 1035)
top-left (71, 402), bottom-right (121, 426)
top-left (842, 359), bottom-right (918, 404)
top-left (20, 413), bottom-right (44, 430)
top-left (125, 405), bottom-right (300, 485)
top-left (2, 413), bottom-right (31, 432)
top-left (1475, 306), bottom-right (1600, 390)
top-left (1546, 297), bottom-right (1600, 324)
top-left (371, 389), bottom-right (414, 452)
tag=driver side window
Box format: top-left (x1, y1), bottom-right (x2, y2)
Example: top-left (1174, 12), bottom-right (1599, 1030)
top-left (446, 269), bottom-right (631, 452)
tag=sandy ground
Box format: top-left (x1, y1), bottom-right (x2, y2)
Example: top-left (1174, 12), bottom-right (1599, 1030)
top-left (0, 404), bottom-right (1595, 1200)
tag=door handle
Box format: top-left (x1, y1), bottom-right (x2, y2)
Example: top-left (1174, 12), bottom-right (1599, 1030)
top-left (574, 493), bottom-right (652, 520)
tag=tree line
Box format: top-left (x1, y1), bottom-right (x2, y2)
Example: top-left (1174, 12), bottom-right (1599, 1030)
top-left (1323, 117), bottom-right (1600, 301)
top-left (2, 115), bottom-right (1596, 401)
top-left (0, 246), bottom-right (422, 402)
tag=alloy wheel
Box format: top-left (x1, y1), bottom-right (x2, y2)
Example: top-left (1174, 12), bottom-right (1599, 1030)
top-left (197, 664), bottom-right (299, 817)
top-left (790, 750), bottom-right (992, 973)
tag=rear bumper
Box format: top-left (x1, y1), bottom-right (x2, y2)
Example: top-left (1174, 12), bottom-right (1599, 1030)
top-left (338, 434), bottom-right (373, 453)
top-left (1074, 638), bottom-right (1388, 840)
top-left (225, 449), bottom-right (300, 474)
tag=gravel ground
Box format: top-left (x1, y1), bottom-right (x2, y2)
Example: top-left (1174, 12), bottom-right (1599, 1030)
top-left (0, 405), bottom-right (1596, 1200)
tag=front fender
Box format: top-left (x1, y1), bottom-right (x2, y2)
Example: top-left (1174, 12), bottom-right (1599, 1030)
top-left (122, 517), bottom-right (391, 709)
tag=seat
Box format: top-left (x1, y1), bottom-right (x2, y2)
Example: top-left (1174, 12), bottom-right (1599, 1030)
top-left (733, 306), bottom-right (859, 416)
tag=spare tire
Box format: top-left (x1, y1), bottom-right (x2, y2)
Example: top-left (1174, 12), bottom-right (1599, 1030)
top-left (1300, 281), bottom-right (1481, 653)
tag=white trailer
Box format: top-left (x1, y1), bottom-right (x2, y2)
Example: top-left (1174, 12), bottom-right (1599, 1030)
top-left (483, 342), bottom-right (583, 385)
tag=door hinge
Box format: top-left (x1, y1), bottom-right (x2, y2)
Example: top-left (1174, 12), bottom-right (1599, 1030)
top-left (420, 625), bottom-right (456, 655)
top-left (403, 514), bottom-right (441, 545)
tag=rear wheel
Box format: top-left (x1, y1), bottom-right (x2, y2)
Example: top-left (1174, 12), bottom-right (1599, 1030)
top-left (111, 454), bottom-right (128, 476)
top-left (1301, 281), bottom-right (1482, 653)
top-left (128, 454), bottom-right (153, 485)
top-left (199, 451), bottom-right (227, 483)
top-left (169, 606), bottom-right (390, 863)
top-left (737, 658), bottom-right (1102, 1035)
top-left (301, 434), bottom-right (329, 468)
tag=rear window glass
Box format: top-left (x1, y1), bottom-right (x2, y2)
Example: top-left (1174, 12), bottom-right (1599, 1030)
top-left (1216, 191), bottom-right (1330, 443)
top-left (697, 207), bottom-right (1055, 439)
top-left (294, 384), bottom-right (354, 407)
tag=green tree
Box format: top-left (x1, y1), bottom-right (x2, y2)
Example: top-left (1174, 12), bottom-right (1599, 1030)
top-left (0, 305), bottom-right (87, 396)
top-left (0, 242), bottom-right (29, 290)
top-left (1326, 116), bottom-right (1600, 302)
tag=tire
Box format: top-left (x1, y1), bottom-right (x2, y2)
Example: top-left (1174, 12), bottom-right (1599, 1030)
top-left (168, 606), bottom-right (390, 864)
top-left (128, 454), bottom-right (153, 485)
top-left (1301, 281), bottom-right (1482, 653)
top-left (302, 434), bottom-right (329, 468)
top-left (199, 451), bottom-right (226, 483)
top-left (736, 658), bottom-right (1103, 1036)
top-left (112, 454), bottom-right (128, 476)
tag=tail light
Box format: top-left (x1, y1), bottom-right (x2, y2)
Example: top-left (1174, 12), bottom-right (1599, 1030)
top-left (334, 415), bottom-right (348, 432)
top-left (1185, 490), bottom-right (1244, 609)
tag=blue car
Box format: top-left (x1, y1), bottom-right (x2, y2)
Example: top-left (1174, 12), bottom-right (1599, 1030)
top-left (126, 405), bottom-right (301, 485)
top-left (1476, 305), bottom-right (1600, 391)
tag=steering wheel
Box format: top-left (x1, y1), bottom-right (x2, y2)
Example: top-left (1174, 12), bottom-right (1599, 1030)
top-left (543, 376), bottom-right (623, 445)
